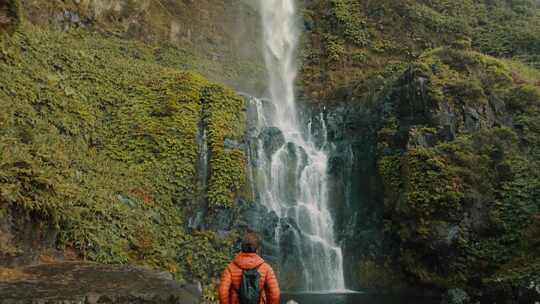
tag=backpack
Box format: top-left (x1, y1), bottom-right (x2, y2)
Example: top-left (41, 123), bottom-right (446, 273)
top-left (239, 264), bottom-right (262, 304)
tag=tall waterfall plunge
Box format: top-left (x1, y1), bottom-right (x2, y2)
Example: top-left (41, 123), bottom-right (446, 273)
top-left (248, 0), bottom-right (346, 291)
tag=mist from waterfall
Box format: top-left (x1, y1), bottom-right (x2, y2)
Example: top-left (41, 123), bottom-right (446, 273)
top-left (253, 0), bottom-right (346, 291)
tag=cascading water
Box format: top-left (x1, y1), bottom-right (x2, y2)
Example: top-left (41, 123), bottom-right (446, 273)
top-left (250, 0), bottom-right (346, 291)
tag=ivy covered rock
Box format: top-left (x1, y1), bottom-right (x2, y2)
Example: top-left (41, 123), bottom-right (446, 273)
top-left (0, 22), bottom-right (247, 295)
top-left (301, 0), bottom-right (540, 99)
top-left (367, 48), bottom-right (540, 300)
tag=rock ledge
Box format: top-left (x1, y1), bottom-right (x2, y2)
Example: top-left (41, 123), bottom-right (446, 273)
top-left (0, 262), bottom-right (200, 304)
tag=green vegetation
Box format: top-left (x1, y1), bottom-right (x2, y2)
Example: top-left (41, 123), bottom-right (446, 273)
top-left (202, 85), bottom-right (247, 208)
top-left (0, 23), bottom-right (245, 290)
top-left (328, 0), bottom-right (370, 47)
top-left (302, 0), bottom-right (540, 98)
top-left (374, 48), bottom-right (540, 295)
top-left (358, 259), bottom-right (405, 292)
top-left (19, 0), bottom-right (266, 94)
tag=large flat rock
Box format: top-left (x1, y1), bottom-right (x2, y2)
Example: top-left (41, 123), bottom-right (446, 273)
top-left (0, 262), bottom-right (200, 304)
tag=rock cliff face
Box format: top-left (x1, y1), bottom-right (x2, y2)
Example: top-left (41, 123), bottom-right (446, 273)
top-left (310, 46), bottom-right (540, 302)
top-left (296, 1), bottom-right (540, 301)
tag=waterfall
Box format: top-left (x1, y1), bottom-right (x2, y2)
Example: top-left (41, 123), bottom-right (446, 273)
top-left (251, 0), bottom-right (345, 291)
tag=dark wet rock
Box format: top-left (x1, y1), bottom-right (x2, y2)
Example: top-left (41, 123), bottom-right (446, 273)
top-left (0, 208), bottom-right (63, 268)
top-left (277, 142), bottom-right (308, 205)
top-left (245, 97), bottom-right (274, 133)
top-left (431, 222), bottom-right (460, 247)
top-left (441, 289), bottom-right (470, 304)
top-left (306, 100), bottom-right (384, 290)
top-left (0, 0), bottom-right (20, 34)
top-left (407, 126), bottom-right (438, 148)
top-left (206, 207), bottom-right (235, 231)
top-left (235, 199), bottom-right (280, 260)
top-left (187, 210), bottom-right (205, 231)
top-left (259, 127), bottom-right (285, 159)
top-left (224, 138), bottom-right (244, 150)
top-left (54, 10), bottom-right (91, 31)
top-left (0, 262), bottom-right (201, 304)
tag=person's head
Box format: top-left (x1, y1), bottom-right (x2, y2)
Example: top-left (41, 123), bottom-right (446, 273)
top-left (241, 232), bottom-right (259, 253)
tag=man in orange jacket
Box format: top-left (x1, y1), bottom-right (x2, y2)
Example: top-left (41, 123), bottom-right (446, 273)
top-left (218, 232), bottom-right (280, 304)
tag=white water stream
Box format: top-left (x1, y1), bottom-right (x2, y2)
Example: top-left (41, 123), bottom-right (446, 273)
top-left (256, 0), bottom-right (346, 291)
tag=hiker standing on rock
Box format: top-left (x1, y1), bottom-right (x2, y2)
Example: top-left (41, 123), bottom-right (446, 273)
top-left (218, 232), bottom-right (280, 304)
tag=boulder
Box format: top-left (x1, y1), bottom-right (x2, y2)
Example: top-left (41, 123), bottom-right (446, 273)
top-left (0, 262), bottom-right (201, 304)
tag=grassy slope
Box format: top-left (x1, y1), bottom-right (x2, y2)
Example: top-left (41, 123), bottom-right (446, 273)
top-left (301, 0), bottom-right (540, 100)
top-left (19, 0), bottom-right (266, 94)
top-left (0, 22), bottom-right (246, 301)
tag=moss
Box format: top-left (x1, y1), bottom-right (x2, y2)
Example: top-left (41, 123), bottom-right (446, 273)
top-left (378, 155), bottom-right (402, 204)
top-left (378, 129), bottom-right (527, 287)
top-left (201, 85), bottom-right (247, 209)
top-left (18, 0), bottom-right (266, 94)
top-left (358, 259), bottom-right (406, 291)
top-left (374, 40), bottom-right (540, 292)
top-left (501, 59), bottom-right (540, 84)
top-left (380, 129), bottom-right (538, 290)
top-left (450, 38), bottom-right (472, 51)
top-left (444, 79), bottom-right (487, 105)
top-left (0, 25), bottom-right (244, 286)
top-left (406, 48), bottom-right (526, 107)
top-left (323, 34), bottom-right (346, 64)
top-left (380, 147), bottom-right (465, 248)
top-left (301, 0), bottom-right (540, 98)
top-left (505, 84), bottom-right (540, 113)
top-left (328, 0), bottom-right (370, 47)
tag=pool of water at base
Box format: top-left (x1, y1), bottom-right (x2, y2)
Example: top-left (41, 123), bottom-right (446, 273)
top-left (280, 292), bottom-right (440, 304)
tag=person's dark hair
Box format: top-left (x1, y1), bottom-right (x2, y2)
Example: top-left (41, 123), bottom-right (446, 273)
top-left (241, 232), bottom-right (259, 253)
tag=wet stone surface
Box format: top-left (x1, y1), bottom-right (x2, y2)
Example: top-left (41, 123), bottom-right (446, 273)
top-left (0, 262), bottom-right (201, 304)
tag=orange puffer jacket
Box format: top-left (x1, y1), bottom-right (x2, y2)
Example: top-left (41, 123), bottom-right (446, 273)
top-left (218, 253), bottom-right (280, 304)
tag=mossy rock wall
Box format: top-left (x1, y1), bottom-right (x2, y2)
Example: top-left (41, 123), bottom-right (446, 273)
top-left (352, 47), bottom-right (540, 300)
top-left (300, 0), bottom-right (540, 99)
top-left (0, 24), bottom-right (247, 292)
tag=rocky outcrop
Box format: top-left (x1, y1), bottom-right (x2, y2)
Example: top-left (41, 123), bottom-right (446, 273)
top-left (0, 208), bottom-right (64, 268)
top-left (305, 100), bottom-right (385, 290)
top-left (0, 0), bottom-right (21, 34)
top-left (306, 47), bottom-right (540, 302)
top-left (0, 262), bottom-right (201, 304)
top-left (259, 127), bottom-right (285, 159)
